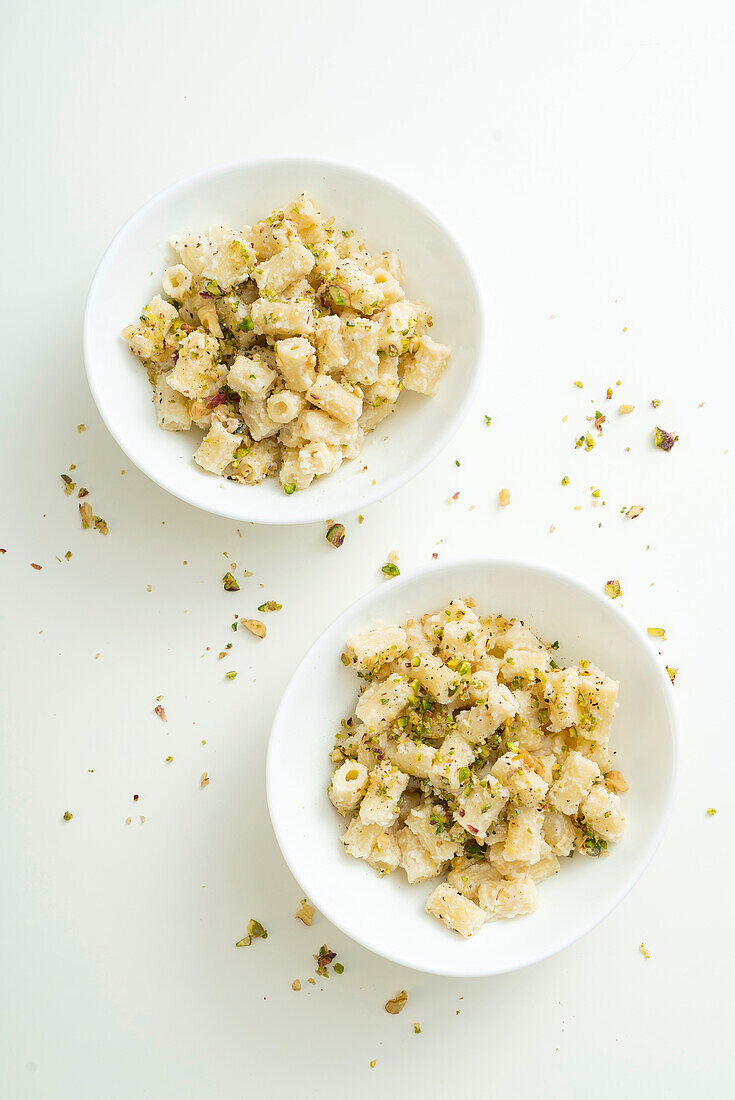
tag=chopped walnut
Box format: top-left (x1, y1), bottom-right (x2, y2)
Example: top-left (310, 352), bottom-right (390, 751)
top-left (385, 990), bottom-right (408, 1014)
top-left (241, 618), bottom-right (266, 638)
top-left (296, 899), bottom-right (314, 926)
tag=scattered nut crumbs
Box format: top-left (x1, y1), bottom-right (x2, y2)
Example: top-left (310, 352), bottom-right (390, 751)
top-left (296, 899), bottom-right (314, 926)
top-left (31, 562), bottom-right (42, 571)
top-left (484, 414), bottom-right (492, 425)
top-left (370, 1061), bottom-right (376, 1069)
top-left (706, 807), bottom-right (717, 816)
top-left (326, 522), bottom-right (346, 548)
top-left (382, 562), bottom-right (400, 577)
top-left (165, 756), bottom-right (173, 763)
top-left (223, 571), bottom-right (240, 592)
top-left (651, 399), bottom-right (661, 408)
top-left (93, 516), bottom-right (108, 536)
top-left (77, 423), bottom-right (86, 432)
top-left (604, 580), bottom-right (622, 599)
top-left (605, 770), bottom-right (629, 793)
top-left (575, 433), bottom-right (595, 451)
top-left (561, 476), bottom-right (569, 486)
top-left (314, 945), bottom-right (337, 975)
top-left (257, 600), bottom-right (282, 612)
top-left (79, 501), bottom-right (93, 529)
top-left (154, 704), bottom-right (167, 722)
top-left (225, 670), bottom-right (237, 680)
top-left (414, 1023), bottom-right (421, 1034)
top-left (573, 380), bottom-right (583, 389)
top-left (499, 488), bottom-right (510, 506)
top-left (589, 410), bottom-right (606, 433)
top-left (385, 990), bottom-right (408, 1015)
top-left (64, 551), bottom-right (72, 561)
top-left (241, 618), bottom-right (266, 638)
top-left (200, 772), bottom-right (210, 788)
top-left (626, 505), bottom-right (645, 519)
top-left (358, 514), bottom-right (364, 524)
top-left (606, 387), bottom-right (613, 400)
top-left (62, 811), bottom-right (73, 821)
top-left (654, 426), bottom-right (678, 452)
top-left (60, 473), bottom-right (75, 495)
top-left (647, 627), bottom-right (666, 639)
top-left (639, 943), bottom-right (650, 959)
top-left (292, 980), bottom-right (301, 991)
top-left (334, 962), bottom-right (344, 975)
top-left (666, 666), bottom-right (677, 685)
top-left (77, 487), bottom-right (89, 498)
top-left (619, 404), bottom-right (635, 414)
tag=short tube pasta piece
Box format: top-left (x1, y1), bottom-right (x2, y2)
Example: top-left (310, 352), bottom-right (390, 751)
top-left (275, 337), bottom-right (317, 392)
top-left (306, 374), bottom-right (362, 424)
top-left (194, 420), bottom-right (242, 475)
top-left (266, 390), bottom-right (304, 424)
top-left (426, 882), bottom-right (487, 938)
top-left (359, 761), bottom-right (409, 829)
top-left (228, 355), bottom-right (277, 399)
top-left (402, 335), bottom-right (451, 396)
top-left (329, 760), bottom-right (369, 815)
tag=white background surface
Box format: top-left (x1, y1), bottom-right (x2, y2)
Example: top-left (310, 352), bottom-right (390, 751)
top-left (1, 1), bottom-right (732, 1096)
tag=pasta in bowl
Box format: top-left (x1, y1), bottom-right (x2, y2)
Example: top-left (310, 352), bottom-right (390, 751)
top-left (267, 559), bottom-right (678, 976)
top-left (331, 604), bottom-right (626, 938)
top-left (84, 159), bottom-right (481, 523)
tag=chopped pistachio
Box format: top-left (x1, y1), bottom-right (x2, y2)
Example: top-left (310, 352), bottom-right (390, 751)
top-left (382, 562), bottom-right (400, 577)
top-left (93, 516), bottom-right (108, 536)
top-left (165, 755), bottom-right (173, 763)
top-left (62, 811), bottom-right (73, 821)
top-left (654, 426), bottom-right (678, 451)
top-left (647, 627), bottom-right (666, 639)
top-left (604, 579), bottom-right (622, 599)
top-left (77, 487), bottom-right (89, 498)
top-left (222, 571), bottom-right (240, 592)
top-left (605, 770), bottom-right (629, 793)
top-left (79, 501), bottom-right (93, 529)
top-left (257, 601), bottom-right (282, 612)
top-left (283, 483), bottom-right (296, 495)
top-left (235, 936), bottom-right (252, 947)
top-left (248, 919), bottom-right (267, 940)
top-left (385, 990), bottom-right (408, 1015)
top-left (561, 476), bottom-right (569, 486)
top-left (707, 807), bottom-right (717, 816)
top-left (639, 943), bottom-right (650, 959)
top-left (241, 618), bottom-right (266, 638)
top-left (326, 522), bottom-right (346, 548)
top-left (619, 404), bottom-right (635, 414)
top-left (200, 772), bottom-right (210, 788)
top-left (225, 670), bottom-right (237, 680)
top-left (77, 423), bottom-right (86, 432)
top-left (414, 1023), bottom-right (421, 1034)
top-left (626, 505), bottom-right (645, 519)
top-left (60, 473), bottom-right (75, 495)
top-left (573, 380), bottom-right (583, 388)
top-left (154, 704), bottom-right (167, 722)
top-left (499, 488), bottom-right (510, 506)
top-left (484, 414), bottom-right (492, 425)
top-left (315, 945), bottom-right (336, 974)
top-left (651, 398), bottom-right (661, 408)
top-left (666, 666), bottom-right (677, 685)
top-left (333, 962), bottom-right (344, 974)
top-left (292, 979), bottom-right (301, 991)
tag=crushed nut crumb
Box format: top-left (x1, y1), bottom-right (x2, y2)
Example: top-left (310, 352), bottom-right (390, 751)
top-left (241, 618), bottom-right (266, 638)
top-left (385, 990), bottom-right (408, 1014)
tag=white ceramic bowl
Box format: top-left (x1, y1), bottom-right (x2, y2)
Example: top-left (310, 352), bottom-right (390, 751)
top-left (83, 158), bottom-right (483, 523)
top-left (267, 559), bottom-right (679, 977)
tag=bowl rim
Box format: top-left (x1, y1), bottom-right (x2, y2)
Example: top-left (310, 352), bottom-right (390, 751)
top-left (266, 555), bottom-right (680, 977)
top-left (83, 155), bottom-right (485, 525)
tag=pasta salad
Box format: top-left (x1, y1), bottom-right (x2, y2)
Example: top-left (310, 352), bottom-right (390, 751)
top-left (122, 194), bottom-right (451, 492)
top-left (329, 600), bottom-right (627, 937)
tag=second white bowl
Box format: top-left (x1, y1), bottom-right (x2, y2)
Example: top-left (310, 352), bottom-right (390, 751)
top-left (84, 158), bottom-right (483, 524)
top-left (267, 559), bottom-right (678, 977)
